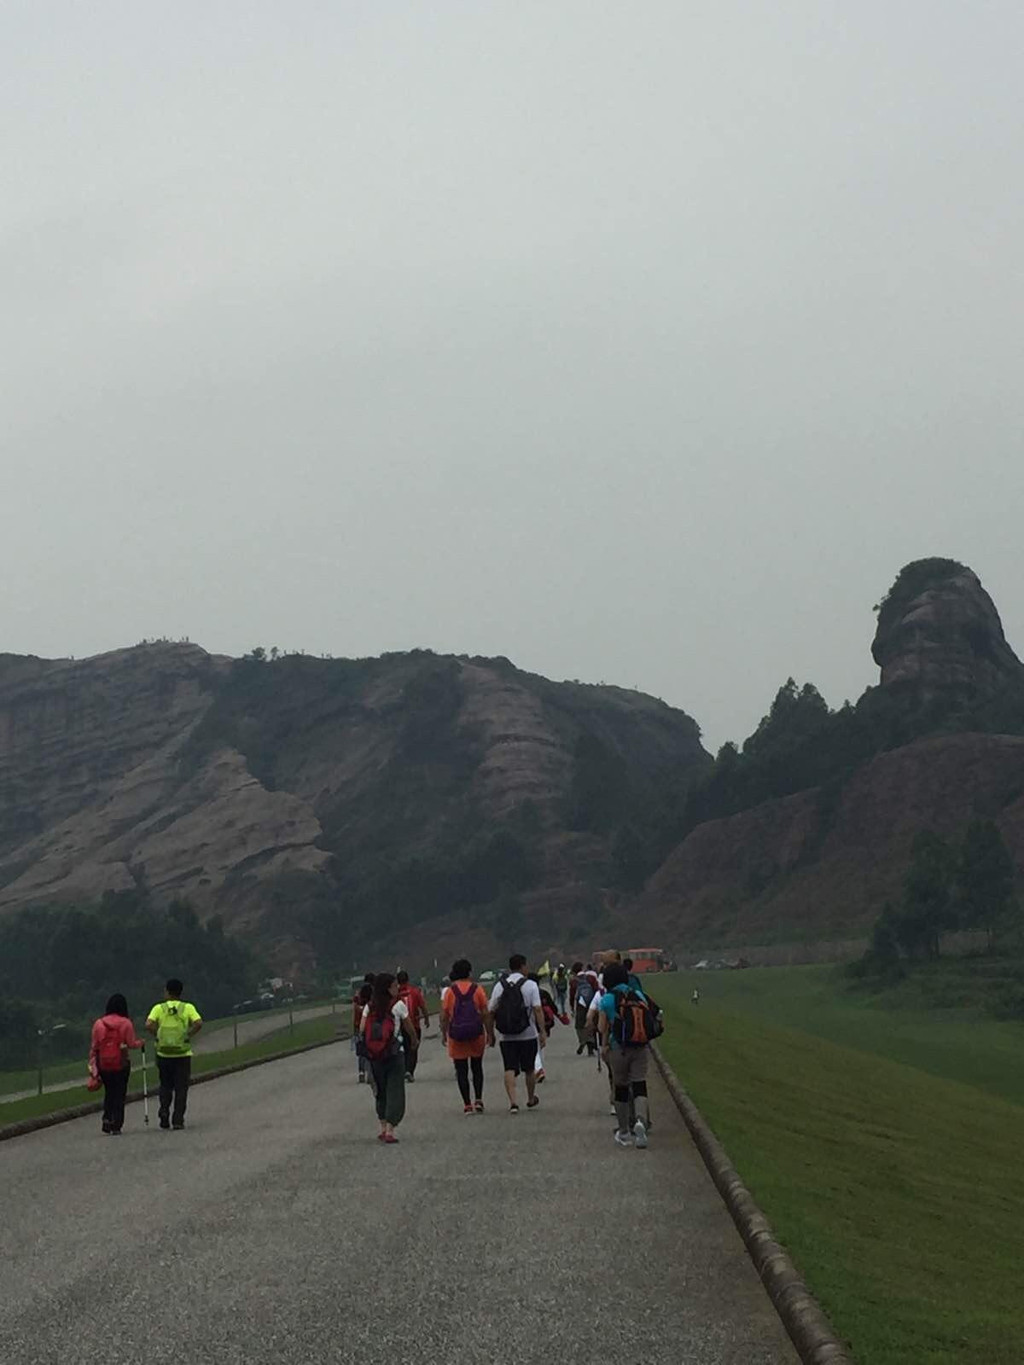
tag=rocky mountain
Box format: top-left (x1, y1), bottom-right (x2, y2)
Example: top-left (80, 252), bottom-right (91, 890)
top-left (871, 559), bottom-right (1024, 695)
top-left (0, 644), bottom-right (708, 971)
top-left (5, 558), bottom-right (1022, 974)
top-left (640, 560), bottom-right (1024, 951)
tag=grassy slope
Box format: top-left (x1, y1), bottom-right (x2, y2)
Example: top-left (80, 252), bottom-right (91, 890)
top-left (672, 963), bottom-right (1024, 1107)
top-left (0, 1015), bottom-right (341, 1125)
top-left (656, 971), bottom-right (1024, 1365)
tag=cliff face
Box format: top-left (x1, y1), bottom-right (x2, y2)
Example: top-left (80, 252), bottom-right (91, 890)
top-left (640, 733), bottom-right (1024, 949)
top-left (639, 560), bottom-right (1024, 955)
top-left (871, 562), bottom-right (1024, 694)
top-left (0, 645), bottom-right (709, 965)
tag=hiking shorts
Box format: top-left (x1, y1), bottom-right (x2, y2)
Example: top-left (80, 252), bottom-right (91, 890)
top-left (499, 1038), bottom-right (538, 1076)
top-left (610, 1045), bottom-right (649, 1088)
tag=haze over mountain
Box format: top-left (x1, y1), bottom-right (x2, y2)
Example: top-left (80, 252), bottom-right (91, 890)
top-left (4, 4), bottom-right (1024, 754)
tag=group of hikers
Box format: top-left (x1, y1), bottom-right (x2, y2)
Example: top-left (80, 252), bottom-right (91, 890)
top-left (88, 978), bottom-right (202, 1134)
top-left (352, 953), bottom-right (663, 1148)
top-left (86, 954), bottom-right (663, 1151)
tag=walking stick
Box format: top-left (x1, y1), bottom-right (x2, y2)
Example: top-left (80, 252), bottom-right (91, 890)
top-left (141, 1041), bottom-right (150, 1126)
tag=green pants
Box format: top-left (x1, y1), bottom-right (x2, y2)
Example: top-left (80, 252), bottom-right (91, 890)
top-left (370, 1055), bottom-right (406, 1127)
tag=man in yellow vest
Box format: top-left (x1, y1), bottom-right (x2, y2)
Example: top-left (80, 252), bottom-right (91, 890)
top-left (146, 978), bottom-right (203, 1130)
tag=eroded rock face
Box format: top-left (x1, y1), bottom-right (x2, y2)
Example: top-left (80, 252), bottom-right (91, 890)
top-left (0, 643), bottom-right (709, 961)
top-left (871, 565), bottom-right (1024, 692)
top-left (640, 733), bottom-right (1024, 948)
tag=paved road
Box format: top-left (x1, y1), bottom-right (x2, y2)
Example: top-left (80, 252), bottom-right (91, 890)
top-left (0, 1025), bottom-right (798, 1365)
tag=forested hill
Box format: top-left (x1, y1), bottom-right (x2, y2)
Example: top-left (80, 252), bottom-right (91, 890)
top-left (637, 560), bottom-right (1024, 948)
top-left (0, 645), bottom-right (709, 973)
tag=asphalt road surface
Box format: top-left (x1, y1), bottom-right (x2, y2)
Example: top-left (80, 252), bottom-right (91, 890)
top-left (0, 1025), bottom-right (798, 1365)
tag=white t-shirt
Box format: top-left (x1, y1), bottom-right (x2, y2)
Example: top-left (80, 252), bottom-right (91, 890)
top-left (362, 999), bottom-right (410, 1038)
top-left (488, 973), bottom-right (542, 1041)
top-left (586, 975), bottom-right (605, 1024)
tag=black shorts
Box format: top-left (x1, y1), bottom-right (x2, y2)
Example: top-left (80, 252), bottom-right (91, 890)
top-left (499, 1039), bottom-right (538, 1076)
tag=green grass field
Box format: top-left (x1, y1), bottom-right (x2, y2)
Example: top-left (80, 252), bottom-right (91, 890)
top-left (656, 969), bottom-right (1024, 1365)
top-left (0, 1014), bottom-right (342, 1127)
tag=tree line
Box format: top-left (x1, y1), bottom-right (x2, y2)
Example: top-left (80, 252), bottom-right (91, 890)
top-left (0, 891), bottom-right (262, 1069)
top-left (854, 820), bottom-right (1019, 982)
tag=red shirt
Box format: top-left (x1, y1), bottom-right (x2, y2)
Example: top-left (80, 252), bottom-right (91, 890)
top-left (399, 985), bottom-right (426, 1032)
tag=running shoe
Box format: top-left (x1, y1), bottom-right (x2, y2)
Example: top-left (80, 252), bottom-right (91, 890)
top-left (633, 1120), bottom-right (648, 1150)
top-left (474, 1100), bottom-right (485, 1113)
top-left (383, 1132), bottom-right (400, 1144)
top-left (613, 1130), bottom-right (634, 1148)
top-left (463, 1103), bottom-right (475, 1115)
top-left (509, 1103), bottom-right (520, 1115)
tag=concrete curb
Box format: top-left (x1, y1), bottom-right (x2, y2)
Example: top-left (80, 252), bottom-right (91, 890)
top-left (651, 1043), bottom-right (854, 1365)
top-left (0, 1035), bottom-right (344, 1144)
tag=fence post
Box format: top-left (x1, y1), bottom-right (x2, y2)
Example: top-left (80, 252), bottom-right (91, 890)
top-left (289, 1002), bottom-right (294, 1032)
top-left (233, 1018), bottom-right (238, 1050)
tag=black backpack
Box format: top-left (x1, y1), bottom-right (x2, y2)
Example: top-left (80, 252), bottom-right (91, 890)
top-left (494, 975), bottom-right (530, 1035)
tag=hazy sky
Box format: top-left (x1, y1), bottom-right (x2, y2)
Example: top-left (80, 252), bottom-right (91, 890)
top-left (4, 3), bottom-right (1022, 750)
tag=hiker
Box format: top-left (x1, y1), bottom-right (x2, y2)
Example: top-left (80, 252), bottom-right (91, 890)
top-left (89, 993), bottom-right (144, 1135)
top-left (574, 966), bottom-right (600, 1056)
top-left (532, 979), bottom-right (561, 1082)
top-left (623, 958), bottom-right (644, 992)
top-left (552, 963), bottom-right (570, 1015)
top-left (597, 961), bottom-right (657, 1149)
top-left (397, 970), bottom-right (430, 1082)
top-left (568, 961), bottom-right (585, 1011)
top-left (145, 978), bottom-right (202, 1131)
top-left (352, 980), bottom-right (374, 1083)
top-left (439, 958), bottom-right (492, 1114)
top-left (488, 954), bottom-right (546, 1114)
top-left (359, 972), bottom-right (418, 1143)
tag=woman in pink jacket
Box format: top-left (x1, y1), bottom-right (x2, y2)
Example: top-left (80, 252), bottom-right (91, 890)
top-left (90, 994), bottom-right (144, 1135)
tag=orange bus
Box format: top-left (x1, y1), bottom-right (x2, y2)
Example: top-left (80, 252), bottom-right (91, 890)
top-left (626, 948), bottom-right (671, 973)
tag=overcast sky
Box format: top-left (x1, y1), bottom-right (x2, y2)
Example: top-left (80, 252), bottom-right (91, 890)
top-left (3, 3), bottom-right (1022, 750)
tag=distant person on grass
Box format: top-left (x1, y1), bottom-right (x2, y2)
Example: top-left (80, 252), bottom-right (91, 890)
top-left (360, 972), bottom-right (418, 1144)
top-left (488, 954), bottom-right (546, 1115)
top-left (439, 959), bottom-right (492, 1114)
top-left (90, 993), bottom-right (144, 1136)
top-left (146, 978), bottom-right (202, 1131)
top-left (396, 969), bottom-right (430, 1082)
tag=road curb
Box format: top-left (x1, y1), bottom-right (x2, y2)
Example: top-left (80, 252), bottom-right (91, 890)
top-left (0, 1035), bottom-right (343, 1144)
top-left (651, 1043), bottom-right (854, 1365)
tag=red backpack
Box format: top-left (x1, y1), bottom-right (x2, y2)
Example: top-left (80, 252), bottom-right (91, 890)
top-left (95, 1019), bottom-right (126, 1071)
top-left (363, 1008), bottom-right (399, 1062)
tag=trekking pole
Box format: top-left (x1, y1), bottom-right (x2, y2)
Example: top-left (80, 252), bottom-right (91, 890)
top-left (141, 1042), bottom-right (150, 1127)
